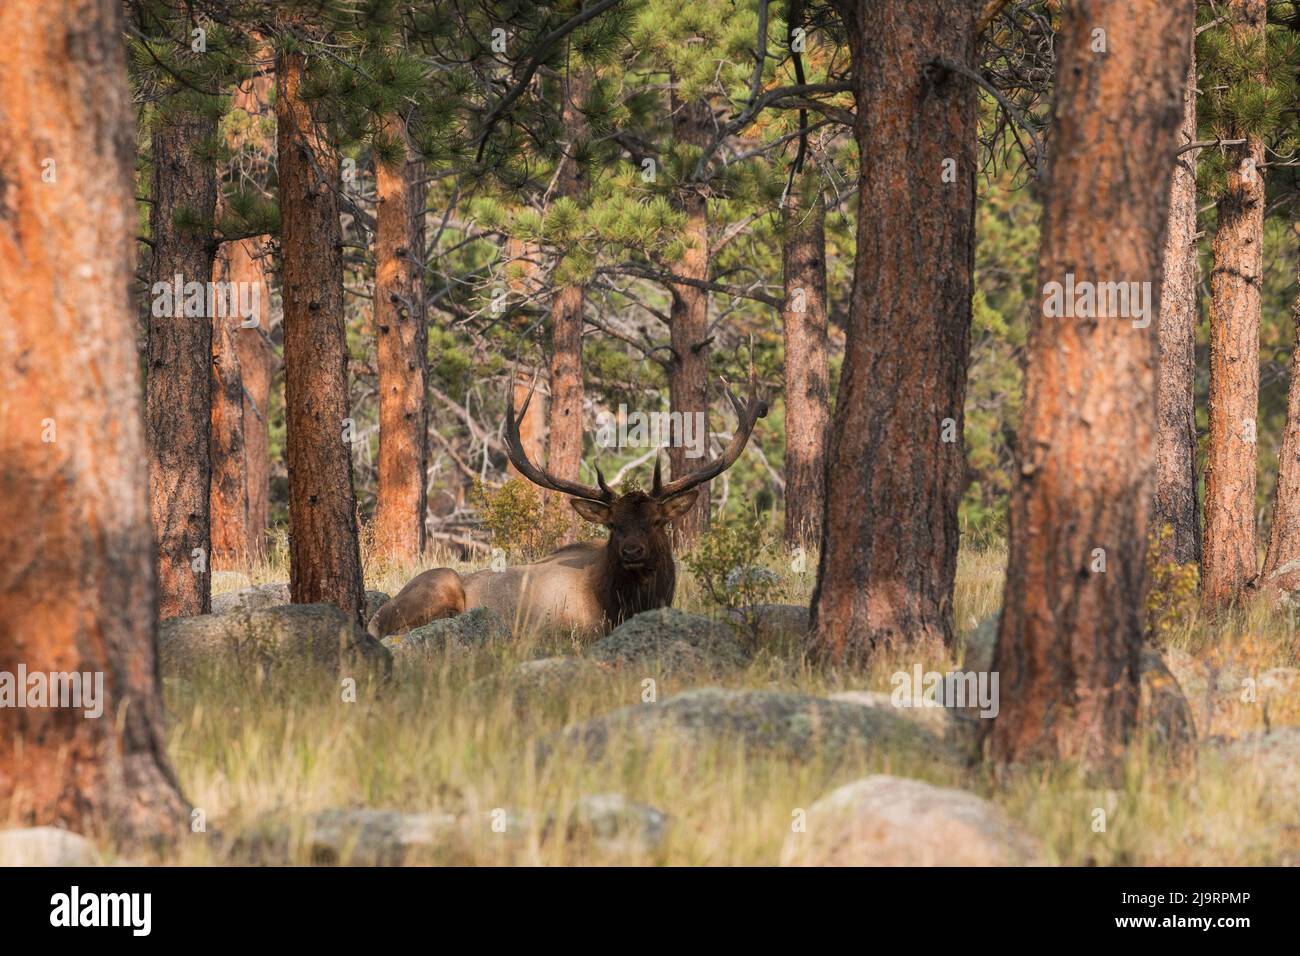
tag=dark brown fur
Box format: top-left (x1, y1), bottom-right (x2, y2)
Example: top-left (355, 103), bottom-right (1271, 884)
top-left (583, 491), bottom-right (682, 627)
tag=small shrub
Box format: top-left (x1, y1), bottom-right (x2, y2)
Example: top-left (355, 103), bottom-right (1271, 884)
top-left (684, 518), bottom-right (788, 645)
top-left (471, 478), bottom-right (580, 562)
top-left (1146, 525), bottom-right (1199, 643)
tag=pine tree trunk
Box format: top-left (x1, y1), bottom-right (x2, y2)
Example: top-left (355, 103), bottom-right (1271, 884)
top-left (808, 0), bottom-right (977, 661)
top-left (667, 92), bottom-right (713, 547)
top-left (0, 0), bottom-right (187, 836)
top-left (211, 70), bottom-right (275, 566)
top-left (236, 270), bottom-right (276, 562)
top-left (547, 68), bottom-right (591, 507)
top-left (276, 50), bottom-right (366, 623)
top-left (1202, 0), bottom-right (1266, 610)
top-left (211, 237), bottom-right (275, 564)
top-left (781, 171), bottom-right (830, 548)
top-left (1155, 50), bottom-right (1201, 567)
top-left (209, 242), bottom-right (248, 569)
top-left (147, 110), bottom-right (217, 618)
top-left (374, 114), bottom-right (428, 562)
top-left (985, 0), bottom-right (1194, 769)
top-left (1262, 239), bottom-right (1300, 589)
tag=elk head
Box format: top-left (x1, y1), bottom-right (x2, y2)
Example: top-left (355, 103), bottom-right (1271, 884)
top-left (503, 369), bottom-right (769, 582)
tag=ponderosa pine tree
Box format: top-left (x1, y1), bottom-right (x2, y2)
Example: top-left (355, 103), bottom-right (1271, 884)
top-left (1156, 42), bottom-right (1201, 567)
top-left (985, 0), bottom-right (1194, 768)
top-left (781, 162), bottom-right (830, 547)
top-left (1202, 0), bottom-right (1268, 610)
top-left (374, 112), bottom-right (429, 561)
top-left (546, 61), bottom-right (592, 496)
top-left (0, 0), bottom-right (187, 835)
top-left (1264, 237), bottom-right (1300, 588)
top-left (276, 44), bottom-right (366, 623)
top-left (143, 6), bottom-right (221, 618)
top-left (808, 0), bottom-right (978, 661)
top-left (665, 87), bottom-right (715, 547)
top-left (211, 57), bottom-right (277, 566)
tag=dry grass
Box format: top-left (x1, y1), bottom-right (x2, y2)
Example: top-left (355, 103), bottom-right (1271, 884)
top-left (150, 541), bottom-right (1300, 866)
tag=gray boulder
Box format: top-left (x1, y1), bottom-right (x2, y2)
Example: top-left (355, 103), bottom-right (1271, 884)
top-left (364, 590), bottom-right (391, 622)
top-left (1139, 646), bottom-right (1196, 749)
top-left (1215, 727), bottom-right (1300, 808)
top-left (480, 656), bottom-right (612, 712)
top-left (210, 582), bottom-right (291, 615)
top-left (564, 793), bottom-right (668, 857)
top-left (781, 775), bottom-right (1043, 866)
top-left (546, 687), bottom-right (952, 766)
top-left (381, 606), bottom-right (508, 657)
top-left (0, 827), bottom-right (100, 866)
top-left (159, 603), bottom-right (391, 679)
top-left (961, 615), bottom-right (999, 676)
top-left (587, 607), bottom-right (750, 675)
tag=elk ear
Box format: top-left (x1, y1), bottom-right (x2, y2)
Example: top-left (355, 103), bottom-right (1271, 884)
top-left (570, 498), bottom-right (612, 526)
top-left (657, 489), bottom-right (699, 523)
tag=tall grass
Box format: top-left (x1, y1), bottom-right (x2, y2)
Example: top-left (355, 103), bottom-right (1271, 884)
top-left (154, 542), bottom-right (1299, 866)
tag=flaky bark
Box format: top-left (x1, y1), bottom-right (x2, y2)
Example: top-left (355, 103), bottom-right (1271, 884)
top-left (808, 0), bottom-right (977, 661)
top-left (211, 69), bottom-right (275, 566)
top-left (1155, 49), bottom-right (1201, 566)
top-left (373, 114), bottom-right (428, 562)
top-left (0, 0), bottom-right (187, 836)
top-left (276, 50), bottom-right (366, 624)
top-left (209, 243), bottom-right (247, 568)
top-left (147, 109), bottom-right (217, 618)
top-left (211, 237), bottom-right (275, 564)
top-left (1202, 0), bottom-right (1266, 610)
top-left (666, 92), bottom-right (713, 547)
top-left (547, 67), bottom-right (590, 488)
top-left (985, 0), bottom-right (1194, 768)
top-left (1262, 238), bottom-right (1300, 589)
top-left (781, 170), bottom-right (830, 548)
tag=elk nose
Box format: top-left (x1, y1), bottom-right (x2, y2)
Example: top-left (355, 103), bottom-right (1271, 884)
top-left (621, 544), bottom-right (646, 562)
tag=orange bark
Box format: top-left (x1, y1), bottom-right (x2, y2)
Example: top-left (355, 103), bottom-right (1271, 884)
top-left (985, 0), bottom-right (1194, 768)
top-left (0, 0), bottom-right (187, 835)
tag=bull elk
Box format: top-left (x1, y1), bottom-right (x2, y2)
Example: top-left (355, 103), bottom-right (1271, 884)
top-left (369, 371), bottom-right (768, 639)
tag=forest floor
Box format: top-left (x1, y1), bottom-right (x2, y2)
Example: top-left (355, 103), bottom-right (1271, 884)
top-left (148, 546), bottom-right (1300, 866)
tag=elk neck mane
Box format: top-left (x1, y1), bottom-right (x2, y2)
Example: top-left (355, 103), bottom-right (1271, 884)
top-left (593, 527), bottom-right (676, 627)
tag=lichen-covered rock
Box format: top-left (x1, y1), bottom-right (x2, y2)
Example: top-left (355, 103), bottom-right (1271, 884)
top-left (381, 606), bottom-right (507, 657)
top-left (210, 582), bottom-right (291, 615)
top-left (0, 827), bottom-right (100, 866)
top-left (545, 687), bottom-right (953, 766)
top-left (961, 615), bottom-right (999, 676)
top-left (587, 608), bottom-right (750, 675)
top-left (565, 793), bottom-right (668, 857)
top-left (829, 689), bottom-right (961, 737)
top-left (1139, 646), bottom-right (1196, 749)
top-left (781, 775), bottom-right (1043, 866)
top-left (1215, 727), bottom-right (1300, 808)
top-left (364, 590), bottom-right (391, 623)
top-left (159, 603), bottom-right (390, 679)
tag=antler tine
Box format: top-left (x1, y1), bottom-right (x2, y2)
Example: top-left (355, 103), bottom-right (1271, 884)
top-left (654, 367), bottom-right (768, 499)
top-left (504, 379), bottom-right (612, 502)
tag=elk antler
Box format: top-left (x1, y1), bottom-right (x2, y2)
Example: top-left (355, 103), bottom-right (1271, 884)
top-left (504, 375), bottom-right (614, 503)
top-left (653, 365), bottom-right (768, 499)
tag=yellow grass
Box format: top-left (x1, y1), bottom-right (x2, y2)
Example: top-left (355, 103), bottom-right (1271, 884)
top-left (150, 542), bottom-right (1300, 866)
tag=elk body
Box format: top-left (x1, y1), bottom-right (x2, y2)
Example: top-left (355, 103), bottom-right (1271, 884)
top-left (369, 374), bottom-right (767, 640)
